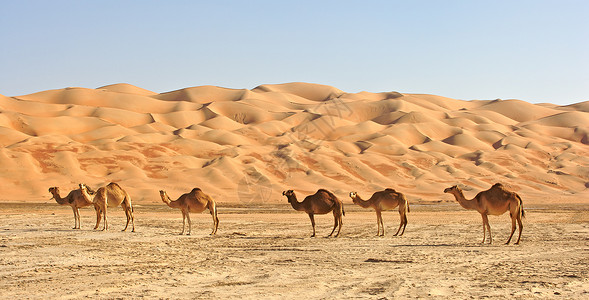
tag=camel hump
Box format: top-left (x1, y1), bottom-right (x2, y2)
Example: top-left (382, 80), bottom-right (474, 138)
top-left (385, 188), bottom-right (397, 193)
top-left (317, 189), bottom-right (337, 199)
top-left (107, 182), bottom-right (122, 189)
top-left (191, 188), bottom-right (202, 193)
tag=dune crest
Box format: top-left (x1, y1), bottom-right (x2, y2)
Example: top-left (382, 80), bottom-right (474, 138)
top-left (0, 82), bottom-right (587, 203)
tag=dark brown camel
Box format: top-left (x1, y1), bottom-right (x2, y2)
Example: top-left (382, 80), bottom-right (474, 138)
top-left (282, 189), bottom-right (345, 237)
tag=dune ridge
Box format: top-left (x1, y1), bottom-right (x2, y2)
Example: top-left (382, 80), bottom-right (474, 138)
top-left (0, 82), bottom-right (587, 204)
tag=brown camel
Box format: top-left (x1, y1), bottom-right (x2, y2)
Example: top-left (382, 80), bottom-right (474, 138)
top-left (349, 188), bottom-right (409, 236)
top-left (48, 186), bottom-right (97, 229)
top-left (159, 189), bottom-right (219, 235)
top-left (282, 189), bottom-right (345, 237)
top-left (444, 183), bottom-right (525, 244)
top-left (79, 183), bottom-right (135, 232)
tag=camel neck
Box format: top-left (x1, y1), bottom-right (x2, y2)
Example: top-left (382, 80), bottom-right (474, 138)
top-left (53, 193), bottom-right (69, 205)
top-left (353, 195), bottom-right (372, 208)
top-left (163, 194), bottom-right (180, 208)
top-left (288, 195), bottom-right (303, 211)
top-left (80, 189), bottom-right (93, 203)
top-left (452, 191), bottom-right (477, 210)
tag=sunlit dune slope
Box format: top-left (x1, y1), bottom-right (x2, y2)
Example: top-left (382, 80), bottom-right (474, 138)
top-left (0, 82), bottom-right (587, 204)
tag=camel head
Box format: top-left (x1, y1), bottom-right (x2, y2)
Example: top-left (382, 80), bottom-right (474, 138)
top-left (282, 190), bottom-right (295, 202)
top-left (159, 190), bottom-right (170, 203)
top-left (48, 187), bottom-right (59, 199)
top-left (349, 192), bottom-right (359, 203)
top-left (79, 183), bottom-right (88, 192)
top-left (444, 185), bottom-right (461, 194)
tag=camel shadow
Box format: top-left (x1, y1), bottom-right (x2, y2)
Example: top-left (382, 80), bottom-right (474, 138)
top-left (4, 228), bottom-right (78, 233)
top-left (389, 243), bottom-right (488, 248)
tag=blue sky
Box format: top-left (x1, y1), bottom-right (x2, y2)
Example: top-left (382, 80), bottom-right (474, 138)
top-left (1, 0), bottom-right (587, 105)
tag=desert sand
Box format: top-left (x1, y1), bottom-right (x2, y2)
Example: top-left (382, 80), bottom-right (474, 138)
top-left (0, 203), bottom-right (587, 298)
top-left (0, 82), bottom-right (588, 298)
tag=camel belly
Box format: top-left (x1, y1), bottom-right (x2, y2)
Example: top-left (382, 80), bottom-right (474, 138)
top-left (310, 202), bottom-right (336, 214)
top-left (379, 202), bottom-right (400, 211)
top-left (188, 204), bottom-right (208, 213)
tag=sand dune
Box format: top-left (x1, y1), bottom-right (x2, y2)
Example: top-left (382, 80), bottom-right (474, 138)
top-left (0, 82), bottom-right (587, 204)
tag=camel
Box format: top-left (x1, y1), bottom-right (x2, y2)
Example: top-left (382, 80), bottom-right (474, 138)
top-left (159, 189), bottom-right (219, 235)
top-left (349, 188), bottom-right (409, 236)
top-left (79, 182), bottom-right (135, 232)
top-left (48, 185), bottom-right (96, 229)
top-left (282, 189), bottom-right (345, 237)
top-left (444, 183), bottom-right (525, 244)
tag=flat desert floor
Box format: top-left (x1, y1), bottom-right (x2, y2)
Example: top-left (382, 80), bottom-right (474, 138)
top-left (1, 202), bottom-right (588, 299)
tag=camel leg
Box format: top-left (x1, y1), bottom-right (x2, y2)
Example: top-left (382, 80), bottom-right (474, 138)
top-left (94, 206), bottom-right (101, 230)
top-left (128, 201), bottom-right (135, 232)
top-left (122, 208), bottom-right (130, 232)
top-left (102, 205), bottom-right (108, 231)
top-left (71, 207), bottom-right (78, 229)
top-left (483, 215), bottom-right (493, 244)
top-left (375, 210), bottom-right (383, 236)
top-left (180, 210), bottom-right (186, 235)
top-left (209, 204), bottom-right (218, 235)
top-left (481, 214), bottom-right (489, 244)
top-left (397, 212), bottom-right (408, 237)
top-left (186, 212), bottom-right (192, 235)
top-left (330, 208), bottom-right (343, 238)
top-left (515, 215), bottom-right (523, 245)
top-left (506, 215), bottom-right (517, 245)
top-left (328, 213), bottom-right (339, 237)
top-left (76, 208), bottom-right (82, 229)
top-left (129, 205), bottom-right (135, 232)
top-left (121, 201), bottom-right (134, 232)
top-left (393, 211), bottom-right (405, 236)
top-left (334, 213), bottom-right (342, 237)
top-left (308, 213), bottom-right (316, 237)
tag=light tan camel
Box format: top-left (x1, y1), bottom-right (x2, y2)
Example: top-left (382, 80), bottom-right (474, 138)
top-left (79, 183), bottom-right (135, 232)
top-left (282, 189), bottom-right (345, 237)
top-left (349, 188), bottom-right (409, 236)
top-left (49, 186), bottom-right (97, 229)
top-left (444, 183), bottom-right (525, 244)
top-left (159, 189), bottom-right (219, 235)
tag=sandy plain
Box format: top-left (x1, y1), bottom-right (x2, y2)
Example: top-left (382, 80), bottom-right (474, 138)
top-left (0, 202), bottom-right (587, 299)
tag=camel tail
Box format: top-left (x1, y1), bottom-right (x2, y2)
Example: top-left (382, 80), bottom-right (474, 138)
top-left (517, 194), bottom-right (525, 218)
top-left (127, 194), bottom-right (134, 212)
top-left (342, 201), bottom-right (346, 217)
